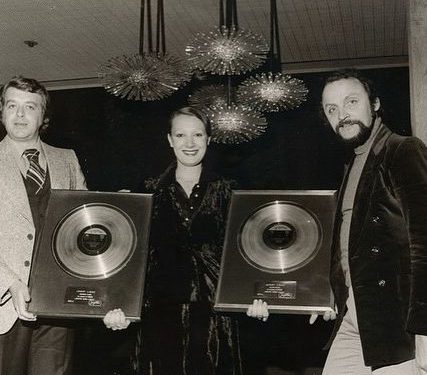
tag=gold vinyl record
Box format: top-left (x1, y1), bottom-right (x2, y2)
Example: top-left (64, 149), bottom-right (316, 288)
top-left (239, 201), bottom-right (322, 274)
top-left (52, 203), bottom-right (137, 279)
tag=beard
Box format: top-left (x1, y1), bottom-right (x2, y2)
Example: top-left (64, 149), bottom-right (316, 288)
top-left (336, 118), bottom-right (374, 148)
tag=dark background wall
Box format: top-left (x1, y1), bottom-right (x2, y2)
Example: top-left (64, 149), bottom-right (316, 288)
top-left (31, 67), bottom-right (410, 193)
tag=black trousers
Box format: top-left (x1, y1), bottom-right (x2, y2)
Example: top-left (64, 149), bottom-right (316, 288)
top-left (0, 319), bottom-right (74, 375)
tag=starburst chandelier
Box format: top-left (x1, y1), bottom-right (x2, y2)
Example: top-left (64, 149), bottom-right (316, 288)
top-left (185, 25), bottom-right (268, 75)
top-left (237, 72), bottom-right (308, 112)
top-left (99, 0), bottom-right (191, 101)
top-left (100, 53), bottom-right (190, 101)
top-left (237, 0), bottom-right (308, 113)
top-left (208, 103), bottom-right (267, 144)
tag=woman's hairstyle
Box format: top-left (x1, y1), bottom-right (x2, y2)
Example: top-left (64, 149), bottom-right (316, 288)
top-left (169, 106), bottom-right (212, 136)
top-left (1, 76), bottom-right (51, 131)
top-left (319, 69), bottom-right (383, 123)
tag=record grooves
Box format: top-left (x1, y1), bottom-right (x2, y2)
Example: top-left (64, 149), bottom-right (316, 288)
top-left (238, 201), bottom-right (322, 274)
top-left (52, 203), bottom-right (137, 280)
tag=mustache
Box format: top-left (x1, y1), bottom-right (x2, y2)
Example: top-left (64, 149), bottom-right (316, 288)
top-left (337, 119), bottom-right (366, 129)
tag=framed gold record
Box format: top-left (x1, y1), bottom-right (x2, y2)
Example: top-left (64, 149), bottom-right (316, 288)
top-left (215, 190), bottom-right (337, 315)
top-left (28, 190), bottom-right (152, 321)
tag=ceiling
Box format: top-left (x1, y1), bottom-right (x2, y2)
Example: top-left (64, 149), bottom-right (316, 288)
top-left (0, 0), bottom-right (408, 90)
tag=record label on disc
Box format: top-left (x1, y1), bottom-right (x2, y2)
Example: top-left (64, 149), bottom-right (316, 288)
top-left (238, 201), bottom-right (322, 274)
top-left (52, 203), bottom-right (137, 280)
top-left (263, 222), bottom-right (296, 250)
top-left (77, 225), bottom-right (112, 256)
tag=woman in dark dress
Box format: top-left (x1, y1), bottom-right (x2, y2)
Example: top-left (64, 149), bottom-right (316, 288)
top-left (105, 107), bottom-right (242, 374)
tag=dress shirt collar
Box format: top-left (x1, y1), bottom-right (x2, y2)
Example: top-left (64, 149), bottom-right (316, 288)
top-left (5, 135), bottom-right (47, 173)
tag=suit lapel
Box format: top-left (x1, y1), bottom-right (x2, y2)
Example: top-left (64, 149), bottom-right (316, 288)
top-left (331, 156), bottom-right (355, 257)
top-left (0, 139), bottom-right (33, 224)
top-left (42, 142), bottom-right (66, 189)
top-left (336, 156), bottom-right (354, 210)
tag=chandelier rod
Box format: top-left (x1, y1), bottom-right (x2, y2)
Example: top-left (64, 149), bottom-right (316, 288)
top-left (156, 0), bottom-right (166, 54)
top-left (139, 0), bottom-right (153, 54)
top-left (268, 0), bottom-right (282, 72)
top-left (219, 0), bottom-right (238, 30)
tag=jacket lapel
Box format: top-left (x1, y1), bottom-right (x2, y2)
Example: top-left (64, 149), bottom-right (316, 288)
top-left (349, 124), bottom-right (393, 249)
top-left (42, 142), bottom-right (66, 189)
top-left (0, 139), bottom-right (33, 224)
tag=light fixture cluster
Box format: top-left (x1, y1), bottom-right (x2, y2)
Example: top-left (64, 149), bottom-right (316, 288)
top-left (184, 0), bottom-right (309, 144)
top-left (184, 24), bottom-right (271, 144)
top-left (98, 0), bottom-right (308, 145)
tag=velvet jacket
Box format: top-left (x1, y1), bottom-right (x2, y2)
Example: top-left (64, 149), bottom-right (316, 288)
top-left (142, 163), bottom-right (236, 304)
top-left (329, 123), bottom-right (427, 367)
top-left (134, 164), bottom-right (241, 375)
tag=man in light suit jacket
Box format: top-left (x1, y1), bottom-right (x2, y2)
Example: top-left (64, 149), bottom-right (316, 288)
top-left (0, 76), bottom-right (86, 374)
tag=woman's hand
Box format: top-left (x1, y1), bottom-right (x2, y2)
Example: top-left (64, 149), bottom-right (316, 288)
top-left (103, 308), bottom-right (131, 330)
top-left (246, 299), bottom-right (269, 322)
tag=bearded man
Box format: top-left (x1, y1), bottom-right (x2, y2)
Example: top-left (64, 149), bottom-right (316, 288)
top-left (320, 70), bottom-right (427, 375)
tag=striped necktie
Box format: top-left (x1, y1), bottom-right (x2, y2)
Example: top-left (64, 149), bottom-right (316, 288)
top-left (23, 149), bottom-right (46, 193)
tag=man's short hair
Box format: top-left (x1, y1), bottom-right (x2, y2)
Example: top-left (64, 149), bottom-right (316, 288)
top-left (320, 69), bottom-right (383, 122)
top-left (1, 76), bottom-right (50, 130)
